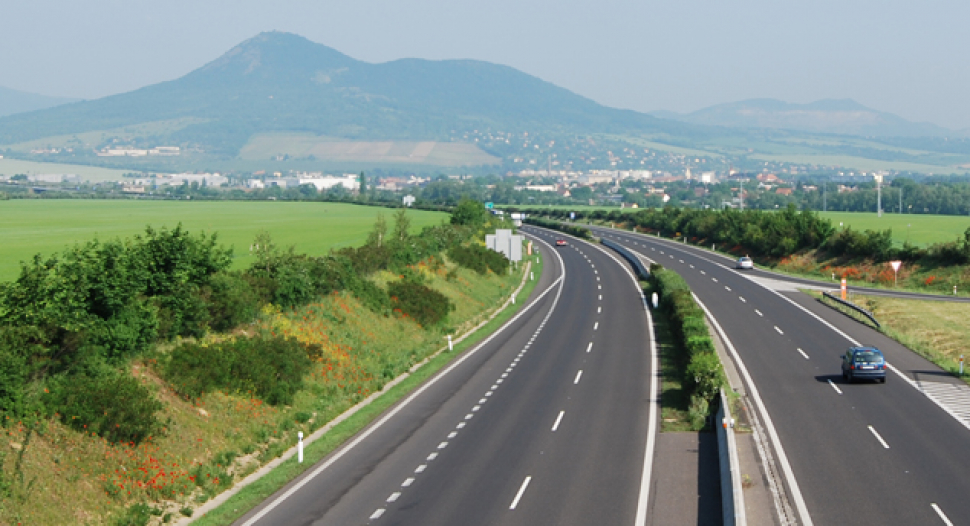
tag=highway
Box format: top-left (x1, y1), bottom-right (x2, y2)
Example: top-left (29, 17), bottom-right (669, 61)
top-left (591, 225), bottom-right (970, 526)
top-left (235, 233), bottom-right (658, 526)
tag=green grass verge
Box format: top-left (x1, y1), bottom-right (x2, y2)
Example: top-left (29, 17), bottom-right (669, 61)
top-left (193, 257), bottom-right (544, 525)
top-left (819, 211), bottom-right (970, 248)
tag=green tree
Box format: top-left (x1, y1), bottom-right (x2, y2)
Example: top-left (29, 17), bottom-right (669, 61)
top-left (450, 197), bottom-right (487, 227)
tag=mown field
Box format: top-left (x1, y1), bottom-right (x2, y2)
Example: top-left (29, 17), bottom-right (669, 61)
top-left (819, 211), bottom-right (970, 247)
top-left (0, 200), bottom-right (448, 281)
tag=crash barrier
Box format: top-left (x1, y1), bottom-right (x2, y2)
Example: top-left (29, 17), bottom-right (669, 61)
top-left (600, 238), bottom-right (650, 279)
top-left (821, 291), bottom-right (881, 328)
top-left (717, 388), bottom-right (746, 526)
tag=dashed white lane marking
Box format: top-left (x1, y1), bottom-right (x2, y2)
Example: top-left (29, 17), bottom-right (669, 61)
top-left (669, 255), bottom-right (674, 259)
top-left (402, 477), bottom-right (414, 487)
top-left (598, 306), bottom-right (602, 313)
top-left (594, 270), bottom-right (598, 275)
top-left (370, 509), bottom-right (385, 519)
top-left (599, 294), bottom-right (602, 300)
top-left (827, 379), bottom-right (843, 394)
top-left (448, 431), bottom-right (458, 439)
top-left (712, 277), bottom-right (718, 283)
top-left (700, 270), bottom-right (706, 275)
top-left (931, 503), bottom-right (954, 526)
top-left (689, 264), bottom-right (694, 269)
top-left (465, 413), bottom-right (474, 420)
top-left (437, 441), bottom-right (448, 449)
top-left (725, 286), bottom-right (732, 292)
top-left (598, 284), bottom-right (602, 290)
top-left (427, 452), bottom-right (438, 461)
top-left (574, 370), bottom-right (583, 384)
top-left (679, 259), bottom-right (684, 263)
top-left (597, 276), bottom-right (600, 281)
top-left (755, 309), bottom-right (763, 317)
top-left (552, 411), bottom-right (565, 431)
top-left (586, 342), bottom-right (593, 353)
top-left (739, 296), bottom-right (746, 303)
top-left (774, 326), bottom-right (784, 335)
top-left (868, 425), bottom-right (890, 449)
top-left (387, 492), bottom-right (401, 502)
top-left (797, 348), bottom-right (810, 360)
top-left (415, 464), bottom-right (428, 473)
top-left (457, 422), bottom-right (466, 429)
top-left (510, 476), bottom-right (532, 510)
top-left (472, 405), bottom-right (481, 411)
top-left (593, 322), bottom-right (599, 330)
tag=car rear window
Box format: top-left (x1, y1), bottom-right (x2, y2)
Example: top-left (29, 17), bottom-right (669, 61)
top-left (853, 351), bottom-right (884, 364)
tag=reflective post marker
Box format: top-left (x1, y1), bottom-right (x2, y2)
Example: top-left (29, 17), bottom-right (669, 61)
top-left (447, 335), bottom-right (453, 351)
top-left (298, 432), bottom-right (304, 463)
top-left (841, 278), bottom-right (848, 301)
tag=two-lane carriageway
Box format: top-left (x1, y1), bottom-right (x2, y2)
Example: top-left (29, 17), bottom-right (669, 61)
top-left (594, 226), bottom-right (970, 526)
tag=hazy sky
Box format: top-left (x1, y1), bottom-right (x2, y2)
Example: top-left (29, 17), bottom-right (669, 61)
top-left (3, 0), bottom-right (969, 130)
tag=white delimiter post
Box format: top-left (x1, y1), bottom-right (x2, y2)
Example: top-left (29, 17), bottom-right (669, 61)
top-left (447, 335), bottom-right (453, 351)
top-left (298, 432), bottom-right (304, 463)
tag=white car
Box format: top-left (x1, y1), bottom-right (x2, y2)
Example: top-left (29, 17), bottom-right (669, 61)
top-left (736, 256), bottom-right (754, 270)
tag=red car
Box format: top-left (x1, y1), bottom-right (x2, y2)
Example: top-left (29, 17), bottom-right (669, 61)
top-left (555, 239), bottom-right (567, 246)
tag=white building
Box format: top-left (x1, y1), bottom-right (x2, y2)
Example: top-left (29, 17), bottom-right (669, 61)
top-left (160, 173), bottom-right (228, 187)
top-left (298, 175), bottom-right (359, 192)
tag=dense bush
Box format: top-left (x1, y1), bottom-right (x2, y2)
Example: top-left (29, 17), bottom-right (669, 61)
top-left (651, 268), bottom-right (725, 405)
top-left (388, 280), bottom-right (453, 328)
top-left (164, 335), bottom-right (313, 406)
top-left (46, 371), bottom-right (164, 445)
top-left (204, 272), bottom-right (259, 332)
top-left (448, 244), bottom-right (510, 275)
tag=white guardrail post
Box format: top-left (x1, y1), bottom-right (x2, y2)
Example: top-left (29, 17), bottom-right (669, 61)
top-left (717, 389), bottom-right (746, 526)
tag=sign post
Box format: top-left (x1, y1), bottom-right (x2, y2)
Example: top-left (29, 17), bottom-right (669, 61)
top-left (890, 261), bottom-right (902, 287)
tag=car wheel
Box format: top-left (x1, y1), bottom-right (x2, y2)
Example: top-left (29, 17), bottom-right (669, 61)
top-left (842, 369), bottom-right (847, 381)
top-left (881, 377), bottom-right (887, 384)
top-left (846, 371), bottom-right (853, 384)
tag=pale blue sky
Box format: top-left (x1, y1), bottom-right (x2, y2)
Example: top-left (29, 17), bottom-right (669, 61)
top-left (2, 0), bottom-right (968, 130)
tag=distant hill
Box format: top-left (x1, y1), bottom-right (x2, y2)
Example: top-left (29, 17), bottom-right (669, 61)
top-left (653, 98), bottom-right (953, 137)
top-left (0, 86), bottom-right (79, 118)
top-left (0, 32), bottom-right (688, 157)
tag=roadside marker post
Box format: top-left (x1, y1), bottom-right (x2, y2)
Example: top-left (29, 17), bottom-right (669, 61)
top-left (651, 293), bottom-right (659, 310)
top-left (298, 432), bottom-right (304, 463)
top-left (841, 278), bottom-right (848, 301)
top-left (890, 261), bottom-right (901, 287)
top-left (530, 271), bottom-right (534, 281)
top-left (447, 335), bottom-right (453, 351)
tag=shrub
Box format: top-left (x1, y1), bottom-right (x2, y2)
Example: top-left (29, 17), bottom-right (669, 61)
top-left (388, 280), bottom-right (453, 328)
top-left (112, 503), bottom-right (154, 526)
top-left (688, 394), bottom-right (710, 431)
top-left (189, 462), bottom-right (232, 496)
top-left (205, 272), bottom-right (259, 332)
top-left (448, 244), bottom-right (509, 275)
top-left (86, 300), bottom-right (159, 361)
top-left (164, 335), bottom-right (313, 406)
top-left (46, 371), bottom-right (164, 445)
top-left (685, 351), bottom-right (726, 403)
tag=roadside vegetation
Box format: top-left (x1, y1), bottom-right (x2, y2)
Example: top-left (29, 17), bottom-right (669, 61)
top-left (0, 198), bottom-right (522, 524)
top-left (520, 205), bottom-right (970, 296)
top-left (647, 264), bottom-right (726, 431)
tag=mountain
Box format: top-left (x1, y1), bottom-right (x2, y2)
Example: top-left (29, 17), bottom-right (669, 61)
top-left (0, 32), bottom-right (688, 156)
top-left (0, 86), bottom-right (79, 118)
top-left (652, 98), bottom-right (952, 137)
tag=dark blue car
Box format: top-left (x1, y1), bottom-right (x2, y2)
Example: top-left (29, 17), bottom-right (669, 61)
top-left (842, 347), bottom-right (887, 383)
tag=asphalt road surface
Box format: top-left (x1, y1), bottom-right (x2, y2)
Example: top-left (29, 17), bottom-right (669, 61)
top-left (593, 225), bottom-right (970, 526)
top-left (235, 233), bottom-right (658, 526)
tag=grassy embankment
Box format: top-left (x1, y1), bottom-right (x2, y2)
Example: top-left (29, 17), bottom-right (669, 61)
top-left (0, 250), bottom-right (533, 525)
top-left (0, 200), bottom-right (447, 281)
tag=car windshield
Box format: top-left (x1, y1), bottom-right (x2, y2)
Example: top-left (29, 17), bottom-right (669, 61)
top-left (740, 258), bottom-right (751, 262)
top-left (853, 351), bottom-right (883, 364)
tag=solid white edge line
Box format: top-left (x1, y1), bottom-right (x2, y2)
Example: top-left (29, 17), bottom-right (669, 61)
top-left (691, 293), bottom-right (815, 526)
top-left (827, 379), bottom-right (843, 395)
top-left (931, 503), bottom-right (954, 526)
top-left (240, 235), bottom-right (567, 526)
top-left (868, 425), bottom-right (890, 449)
top-left (509, 476), bottom-right (532, 509)
top-left (552, 410), bottom-right (565, 431)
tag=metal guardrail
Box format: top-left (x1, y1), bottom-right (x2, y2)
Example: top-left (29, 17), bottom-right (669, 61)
top-left (600, 238), bottom-right (650, 279)
top-left (821, 291), bottom-right (881, 328)
top-left (717, 389), bottom-right (746, 526)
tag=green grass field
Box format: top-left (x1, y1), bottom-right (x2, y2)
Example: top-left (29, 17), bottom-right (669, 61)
top-left (819, 211), bottom-right (970, 247)
top-left (0, 200), bottom-right (449, 281)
